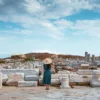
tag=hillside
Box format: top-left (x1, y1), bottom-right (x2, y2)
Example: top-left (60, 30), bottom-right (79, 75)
top-left (25, 52), bottom-right (84, 60)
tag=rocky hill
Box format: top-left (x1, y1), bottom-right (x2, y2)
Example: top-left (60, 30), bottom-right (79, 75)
top-left (25, 52), bottom-right (84, 60)
top-left (1, 52), bottom-right (84, 60)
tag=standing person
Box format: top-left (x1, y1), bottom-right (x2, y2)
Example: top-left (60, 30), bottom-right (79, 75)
top-left (42, 58), bottom-right (52, 90)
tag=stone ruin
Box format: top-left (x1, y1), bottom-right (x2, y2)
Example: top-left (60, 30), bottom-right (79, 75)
top-left (0, 68), bottom-right (100, 89)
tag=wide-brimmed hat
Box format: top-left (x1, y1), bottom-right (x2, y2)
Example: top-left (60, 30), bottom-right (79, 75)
top-left (43, 58), bottom-right (52, 64)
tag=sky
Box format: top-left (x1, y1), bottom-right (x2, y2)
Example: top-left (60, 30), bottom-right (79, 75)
top-left (0, 0), bottom-right (100, 58)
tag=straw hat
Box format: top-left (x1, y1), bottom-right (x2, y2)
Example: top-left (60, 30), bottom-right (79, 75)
top-left (43, 58), bottom-right (52, 64)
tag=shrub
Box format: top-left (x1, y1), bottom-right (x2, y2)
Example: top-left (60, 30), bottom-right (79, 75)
top-left (0, 60), bottom-right (5, 64)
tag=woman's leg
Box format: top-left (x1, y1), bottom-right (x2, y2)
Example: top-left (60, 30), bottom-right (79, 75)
top-left (46, 84), bottom-right (50, 90)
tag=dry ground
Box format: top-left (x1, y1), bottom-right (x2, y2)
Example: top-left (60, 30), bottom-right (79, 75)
top-left (0, 86), bottom-right (100, 100)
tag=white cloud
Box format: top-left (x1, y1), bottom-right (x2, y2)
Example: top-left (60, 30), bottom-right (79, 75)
top-left (0, 29), bottom-right (33, 35)
top-left (53, 19), bottom-right (73, 29)
top-left (0, 0), bottom-right (100, 40)
top-left (54, 19), bottom-right (100, 38)
top-left (24, 0), bottom-right (100, 19)
top-left (25, 0), bottom-right (45, 14)
top-left (32, 49), bottom-right (58, 54)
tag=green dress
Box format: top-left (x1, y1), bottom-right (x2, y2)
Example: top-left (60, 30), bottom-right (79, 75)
top-left (43, 64), bottom-right (51, 85)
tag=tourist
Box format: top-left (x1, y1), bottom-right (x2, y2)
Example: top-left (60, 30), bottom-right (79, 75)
top-left (42, 58), bottom-right (52, 90)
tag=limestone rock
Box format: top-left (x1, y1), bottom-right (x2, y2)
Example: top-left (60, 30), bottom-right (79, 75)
top-left (24, 75), bottom-right (38, 81)
top-left (0, 69), bottom-right (39, 76)
top-left (77, 70), bottom-right (94, 75)
top-left (0, 73), bottom-right (2, 89)
top-left (39, 79), bottom-right (60, 86)
top-left (6, 80), bottom-right (18, 86)
top-left (63, 66), bottom-right (76, 72)
top-left (2, 74), bottom-right (8, 84)
top-left (69, 74), bottom-right (92, 82)
top-left (8, 73), bottom-right (24, 81)
top-left (90, 70), bottom-right (100, 87)
top-left (58, 70), bottom-right (70, 74)
top-left (90, 80), bottom-right (100, 87)
top-left (60, 74), bottom-right (70, 88)
top-left (18, 81), bottom-right (37, 87)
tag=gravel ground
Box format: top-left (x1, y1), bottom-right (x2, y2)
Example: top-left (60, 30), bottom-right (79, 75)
top-left (0, 86), bottom-right (100, 100)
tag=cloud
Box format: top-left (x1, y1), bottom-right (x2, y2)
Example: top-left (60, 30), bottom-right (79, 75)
top-left (54, 19), bottom-right (100, 38)
top-left (0, 0), bottom-right (100, 40)
top-left (0, 29), bottom-right (33, 36)
top-left (0, 0), bottom-right (100, 20)
top-left (32, 49), bottom-right (58, 54)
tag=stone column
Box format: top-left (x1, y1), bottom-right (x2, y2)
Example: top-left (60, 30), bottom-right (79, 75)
top-left (0, 72), bottom-right (2, 89)
top-left (60, 74), bottom-right (70, 88)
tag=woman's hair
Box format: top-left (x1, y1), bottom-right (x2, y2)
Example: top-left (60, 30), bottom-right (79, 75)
top-left (47, 64), bottom-right (51, 69)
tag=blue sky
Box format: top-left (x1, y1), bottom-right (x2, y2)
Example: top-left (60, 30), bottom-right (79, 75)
top-left (0, 0), bottom-right (100, 58)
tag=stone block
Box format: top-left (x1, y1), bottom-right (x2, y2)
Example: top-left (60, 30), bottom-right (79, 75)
top-left (0, 73), bottom-right (2, 89)
top-left (90, 80), bottom-right (100, 87)
top-left (8, 73), bottom-right (24, 81)
top-left (24, 75), bottom-right (38, 81)
top-left (6, 80), bottom-right (18, 86)
top-left (18, 81), bottom-right (37, 87)
top-left (90, 70), bottom-right (100, 87)
top-left (39, 79), bottom-right (60, 86)
top-left (77, 70), bottom-right (94, 75)
top-left (0, 69), bottom-right (39, 76)
top-left (69, 82), bottom-right (90, 86)
top-left (2, 74), bottom-right (8, 84)
top-left (58, 70), bottom-right (70, 74)
top-left (40, 74), bottom-right (68, 80)
top-left (69, 74), bottom-right (92, 82)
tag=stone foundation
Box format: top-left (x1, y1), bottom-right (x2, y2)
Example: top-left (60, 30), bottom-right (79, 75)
top-left (18, 81), bottom-right (37, 87)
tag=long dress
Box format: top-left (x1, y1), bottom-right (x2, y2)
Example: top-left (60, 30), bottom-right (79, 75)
top-left (42, 64), bottom-right (51, 85)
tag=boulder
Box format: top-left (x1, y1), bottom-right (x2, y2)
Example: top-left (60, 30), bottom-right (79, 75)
top-left (24, 75), bottom-right (38, 81)
top-left (18, 81), bottom-right (37, 87)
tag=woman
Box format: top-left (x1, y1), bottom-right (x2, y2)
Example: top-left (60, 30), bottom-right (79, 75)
top-left (42, 58), bottom-right (52, 90)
